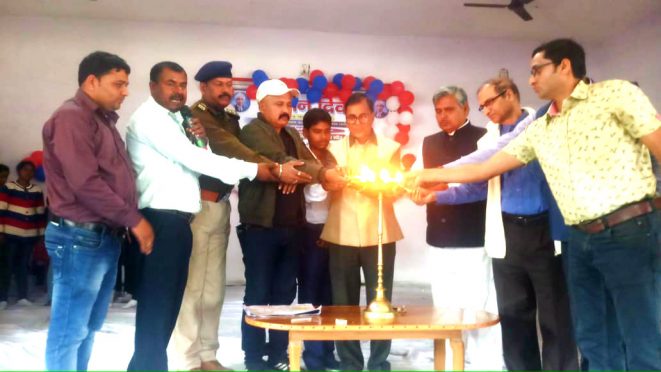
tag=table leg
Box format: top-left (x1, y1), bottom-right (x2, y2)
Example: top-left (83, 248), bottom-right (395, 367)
top-left (288, 339), bottom-right (303, 371)
top-left (450, 338), bottom-right (465, 371)
top-left (433, 339), bottom-right (446, 371)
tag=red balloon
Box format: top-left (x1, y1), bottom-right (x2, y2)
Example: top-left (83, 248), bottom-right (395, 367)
top-left (340, 75), bottom-right (356, 91)
top-left (399, 90), bottom-right (415, 106)
top-left (362, 76), bottom-right (375, 90)
top-left (324, 83), bottom-right (339, 98)
top-left (401, 154), bottom-right (417, 171)
top-left (398, 106), bottom-right (413, 114)
top-left (396, 124), bottom-right (411, 133)
top-left (391, 81), bottom-right (405, 96)
top-left (310, 69), bottom-right (324, 81)
top-left (339, 89), bottom-right (352, 103)
top-left (29, 150), bottom-right (44, 166)
top-left (246, 84), bottom-right (257, 100)
top-left (394, 131), bottom-right (409, 146)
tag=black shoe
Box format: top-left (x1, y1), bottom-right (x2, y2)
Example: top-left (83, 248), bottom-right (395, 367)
top-left (269, 361), bottom-right (289, 371)
top-left (245, 360), bottom-right (269, 371)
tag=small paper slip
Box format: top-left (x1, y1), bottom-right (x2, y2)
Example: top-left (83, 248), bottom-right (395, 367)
top-left (244, 304), bottom-right (322, 318)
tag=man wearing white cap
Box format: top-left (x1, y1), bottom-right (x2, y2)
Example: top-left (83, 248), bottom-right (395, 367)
top-left (237, 79), bottom-right (346, 371)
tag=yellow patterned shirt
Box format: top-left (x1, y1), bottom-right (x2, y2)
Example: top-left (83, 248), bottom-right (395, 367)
top-left (504, 80), bottom-right (660, 225)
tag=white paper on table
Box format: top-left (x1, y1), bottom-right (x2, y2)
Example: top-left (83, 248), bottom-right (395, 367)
top-left (244, 304), bottom-right (322, 318)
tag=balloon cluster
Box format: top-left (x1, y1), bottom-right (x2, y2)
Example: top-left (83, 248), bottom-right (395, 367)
top-left (23, 150), bottom-right (45, 182)
top-left (246, 69), bottom-right (417, 170)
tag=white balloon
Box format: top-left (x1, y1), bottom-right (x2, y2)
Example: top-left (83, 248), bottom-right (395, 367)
top-left (399, 111), bottom-right (413, 125)
top-left (383, 122), bottom-right (399, 138)
top-left (386, 111), bottom-right (400, 126)
top-left (386, 96), bottom-right (400, 111)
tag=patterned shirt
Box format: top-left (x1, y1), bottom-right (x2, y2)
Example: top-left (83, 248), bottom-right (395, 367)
top-left (504, 80), bottom-right (660, 225)
top-left (0, 181), bottom-right (46, 239)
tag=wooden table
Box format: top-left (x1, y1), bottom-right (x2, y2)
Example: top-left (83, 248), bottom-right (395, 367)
top-left (245, 305), bottom-right (499, 371)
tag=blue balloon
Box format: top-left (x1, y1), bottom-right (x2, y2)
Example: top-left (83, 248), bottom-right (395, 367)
top-left (332, 73), bottom-right (344, 87)
top-left (34, 165), bottom-right (46, 182)
top-left (307, 88), bottom-right (322, 103)
top-left (368, 79), bottom-right (384, 95)
top-left (366, 92), bottom-right (378, 103)
top-left (354, 77), bottom-right (362, 91)
top-left (252, 69), bottom-right (268, 85)
top-left (292, 97), bottom-right (299, 109)
top-left (296, 77), bottom-right (309, 94)
top-left (311, 75), bottom-right (328, 90)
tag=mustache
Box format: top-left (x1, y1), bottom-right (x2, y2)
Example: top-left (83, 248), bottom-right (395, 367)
top-left (218, 93), bottom-right (232, 100)
top-left (169, 94), bottom-right (184, 101)
top-left (279, 113), bottom-right (290, 121)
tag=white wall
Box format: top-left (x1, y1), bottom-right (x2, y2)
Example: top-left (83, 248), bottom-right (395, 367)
top-left (0, 15), bottom-right (656, 284)
top-left (589, 14), bottom-right (660, 108)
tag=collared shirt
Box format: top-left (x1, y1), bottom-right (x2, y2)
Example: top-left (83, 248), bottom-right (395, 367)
top-left (504, 80), bottom-right (661, 225)
top-left (437, 110), bottom-right (549, 215)
top-left (444, 119), bottom-right (470, 137)
top-left (126, 97), bottom-right (258, 214)
top-left (321, 133), bottom-right (403, 247)
top-left (42, 89), bottom-right (141, 228)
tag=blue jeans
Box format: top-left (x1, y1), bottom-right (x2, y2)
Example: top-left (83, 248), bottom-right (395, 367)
top-left (567, 210), bottom-right (660, 370)
top-left (44, 221), bottom-right (121, 371)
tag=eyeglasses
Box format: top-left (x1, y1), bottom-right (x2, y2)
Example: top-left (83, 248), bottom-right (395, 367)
top-left (478, 91), bottom-right (506, 112)
top-left (530, 62), bottom-right (554, 77)
top-left (346, 113), bottom-right (371, 124)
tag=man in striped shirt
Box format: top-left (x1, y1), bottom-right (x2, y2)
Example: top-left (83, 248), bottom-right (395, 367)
top-left (0, 160), bottom-right (46, 307)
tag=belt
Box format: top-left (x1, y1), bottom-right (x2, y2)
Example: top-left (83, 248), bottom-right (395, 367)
top-left (574, 197), bottom-right (661, 234)
top-left (48, 214), bottom-right (126, 237)
top-left (155, 209), bottom-right (195, 223)
top-left (502, 211), bottom-right (548, 226)
top-left (200, 189), bottom-right (230, 203)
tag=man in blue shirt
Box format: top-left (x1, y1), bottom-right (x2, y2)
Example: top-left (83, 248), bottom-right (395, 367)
top-left (414, 77), bottom-right (578, 370)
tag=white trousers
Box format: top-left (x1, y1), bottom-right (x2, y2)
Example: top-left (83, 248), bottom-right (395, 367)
top-left (428, 246), bottom-right (504, 371)
top-left (172, 200), bottom-right (231, 369)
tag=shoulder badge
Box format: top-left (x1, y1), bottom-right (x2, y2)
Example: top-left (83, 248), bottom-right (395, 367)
top-left (224, 105), bottom-right (240, 119)
top-left (195, 102), bottom-right (208, 112)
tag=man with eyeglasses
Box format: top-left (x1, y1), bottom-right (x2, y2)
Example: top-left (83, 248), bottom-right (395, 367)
top-left (410, 38), bottom-right (661, 371)
top-left (417, 86), bottom-right (498, 369)
top-left (320, 92), bottom-right (403, 371)
top-left (413, 78), bottom-right (578, 370)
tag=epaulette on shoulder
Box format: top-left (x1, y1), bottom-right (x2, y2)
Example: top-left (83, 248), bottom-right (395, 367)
top-left (225, 105), bottom-right (240, 119)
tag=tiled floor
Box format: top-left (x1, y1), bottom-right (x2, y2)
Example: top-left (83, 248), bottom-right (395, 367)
top-left (0, 282), bottom-right (447, 371)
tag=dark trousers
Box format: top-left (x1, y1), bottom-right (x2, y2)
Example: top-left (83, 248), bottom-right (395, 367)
top-left (128, 208), bottom-right (193, 371)
top-left (329, 242), bottom-right (396, 371)
top-left (567, 210), bottom-right (660, 371)
top-left (0, 240), bottom-right (8, 301)
top-left (298, 223), bottom-right (336, 370)
top-left (492, 216), bottom-right (578, 371)
top-left (0, 238), bottom-right (35, 300)
top-left (115, 238), bottom-right (139, 297)
top-left (238, 224), bottom-right (301, 367)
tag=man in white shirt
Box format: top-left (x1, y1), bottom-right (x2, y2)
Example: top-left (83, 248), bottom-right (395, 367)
top-left (126, 61), bottom-right (275, 371)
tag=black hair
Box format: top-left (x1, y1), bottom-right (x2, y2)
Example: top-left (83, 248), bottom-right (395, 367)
top-left (78, 51), bottom-right (131, 86)
top-left (344, 92), bottom-right (374, 113)
top-left (16, 160), bottom-right (35, 173)
top-left (303, 108), bottom-right (332, 129)
top-left (532, 38), bottom-right (586, 79)
top-left (0, 164), bottom-right (9, 174)
top-left (150, 61), bottom-right (185, 83)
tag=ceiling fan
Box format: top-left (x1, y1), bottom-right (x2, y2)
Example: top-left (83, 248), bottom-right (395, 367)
top-left (464, 0), bottom-right (534, 21)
